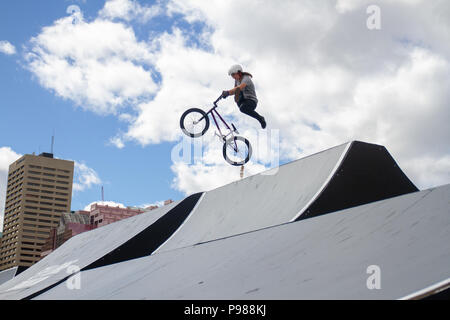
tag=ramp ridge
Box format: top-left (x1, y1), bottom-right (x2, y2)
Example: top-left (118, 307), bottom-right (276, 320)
top-left (152, 192), bottom-right (206, 255)
top-left (296, 141), bottom-right (419, 221)
top-left (83, 192), bottom-right (203, 271)
top-left (291, 141), bottom-right (352, 221)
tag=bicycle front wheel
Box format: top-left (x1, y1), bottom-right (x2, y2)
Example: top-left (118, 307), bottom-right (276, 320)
top-left (223, 136), bottom-right (252, 166)
top-left (180, 108), bottom-right (210, 138)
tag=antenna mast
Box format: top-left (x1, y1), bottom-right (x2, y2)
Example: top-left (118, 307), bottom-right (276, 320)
top-left (51, 135), bottom-right (55, 154)
top-left (51, 129), bottom-right (55, 155)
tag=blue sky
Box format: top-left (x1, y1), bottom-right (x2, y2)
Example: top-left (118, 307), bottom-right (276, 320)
top-left (0, 0), bottom-right (193, 214)
top-left (1, 0), bottom-right (449, 232)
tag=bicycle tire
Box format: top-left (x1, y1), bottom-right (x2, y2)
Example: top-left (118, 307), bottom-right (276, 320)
top-left (180, 108), bottom-right (210, 138)
top-left (223, 136), bottom-right (252, 166)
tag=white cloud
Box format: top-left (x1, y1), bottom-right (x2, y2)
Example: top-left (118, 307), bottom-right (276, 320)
top-left (83, 200), bottom-right (126, 211)
top-left (109, 135), bottom-right (125, 149)
top-left (24, 0), bottom-right (450, 194)
top-left (402, 155), bottom-right (450, 190)
top-left (123, 29), bottom-right (234, 145)
top-left (139, 200), bottom-right (165, 209)
top-left (170, 134), bottom-right (269, 194)
top-left (99, 0), bottom-right (162, 23)
top-left (159, 0), bottom-right (450, 192)
top-left (25, 14), bottom-right (157, 115)
top-left (73, 161), bottom-right (102, 192)
top-left (0, 147), bottom-right (22, 232)
top-left (172, 160), bottom-right (265, 195)
top-left (0, 41), bottom-right (16, 55)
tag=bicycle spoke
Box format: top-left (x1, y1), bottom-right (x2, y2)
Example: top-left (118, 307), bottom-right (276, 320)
top-left (225, 139), bottom-right (249, 163)
top-left (184, 112), bottom-right (206, 135)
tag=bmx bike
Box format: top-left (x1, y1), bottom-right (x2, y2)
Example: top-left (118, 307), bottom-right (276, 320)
top-left (180, 95), bottom-right (252, 166)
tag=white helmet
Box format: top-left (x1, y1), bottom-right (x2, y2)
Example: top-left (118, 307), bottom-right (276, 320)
top-left (228, 64), bottom-right (243, 76)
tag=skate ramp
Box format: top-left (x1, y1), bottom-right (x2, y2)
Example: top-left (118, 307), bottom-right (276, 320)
top-left (0, 267), bottom-right (18, 286)
top-left (0, 140), bottom-right (420, 299)
top-left (155, 141), bottom-right (417, 254)
top-left (33, 184), bottom-right (450, 300)
top-left (0, 193), bottom-right (202, 300)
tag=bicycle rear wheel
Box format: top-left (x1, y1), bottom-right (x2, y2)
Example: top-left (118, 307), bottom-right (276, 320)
top-left (223, 136), bottom-right (252, 166)
top-left (180, 108), bottom-right (210, 138)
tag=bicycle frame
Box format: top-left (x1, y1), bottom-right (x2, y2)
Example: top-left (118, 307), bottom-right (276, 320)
top-left (197, 95), bottom-right (239, 151)
top-left (199, 96), bottom-right (237, 141)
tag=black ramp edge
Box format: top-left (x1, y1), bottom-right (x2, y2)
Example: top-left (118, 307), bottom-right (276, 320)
top-left (83, 192), bottom-right (203, 271)
top-left (15, 266), bottom-right (28, 276)
top-left (297, 141), bottom-right (419, 221)
top-left (24, 275), bottom-right (73, 300)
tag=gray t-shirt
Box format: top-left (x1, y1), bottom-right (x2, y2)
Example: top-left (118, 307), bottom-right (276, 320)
top-left (236, 75), bottom-right (258, 103)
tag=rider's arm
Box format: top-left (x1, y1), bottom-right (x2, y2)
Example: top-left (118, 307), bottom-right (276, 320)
top-left (228, 82), bottom-right (246, 95)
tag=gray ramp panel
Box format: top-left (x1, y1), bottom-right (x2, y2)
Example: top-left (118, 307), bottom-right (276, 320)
top-left (35, 185), bottom-right (450, 300)
top-left (0, 201), bottom-right (179, 300)
top-left (0, 267), bottom-right (18, 286)
top-left (154, 142), bottom-right (351, 253)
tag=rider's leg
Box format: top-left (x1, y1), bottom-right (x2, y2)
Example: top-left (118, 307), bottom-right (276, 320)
top-left (239, 99), bottom-right (266, 129)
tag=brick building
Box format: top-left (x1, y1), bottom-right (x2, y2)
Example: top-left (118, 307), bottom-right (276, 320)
top-left (40, 211), bottom-right (93, 258)
top-left (89, 203), bottom-right (145, 228)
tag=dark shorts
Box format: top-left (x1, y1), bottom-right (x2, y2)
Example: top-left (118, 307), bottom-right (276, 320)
top-left (237, 92), bottom-right (264, 124)
top-left (237, 92), bottom-right (258, 111)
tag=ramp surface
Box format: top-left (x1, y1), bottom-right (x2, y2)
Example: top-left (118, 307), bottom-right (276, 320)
top-left (0, 193), bottom-right (202, 300)
top-left (0, 140), bottom-right (422, 299)
top-left (0, 267), bottom-right (17, 286)
top-left (33, 184), bottom-right (450, 300)
top-left (155, 141), bottom-right (417, 254)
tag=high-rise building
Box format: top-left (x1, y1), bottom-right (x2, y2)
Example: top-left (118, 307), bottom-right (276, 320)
top-left (0, 153), bottom-right (74, 273)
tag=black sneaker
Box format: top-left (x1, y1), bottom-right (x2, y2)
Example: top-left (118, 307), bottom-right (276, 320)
top-left (261, 117), bottom-right (266, 129)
